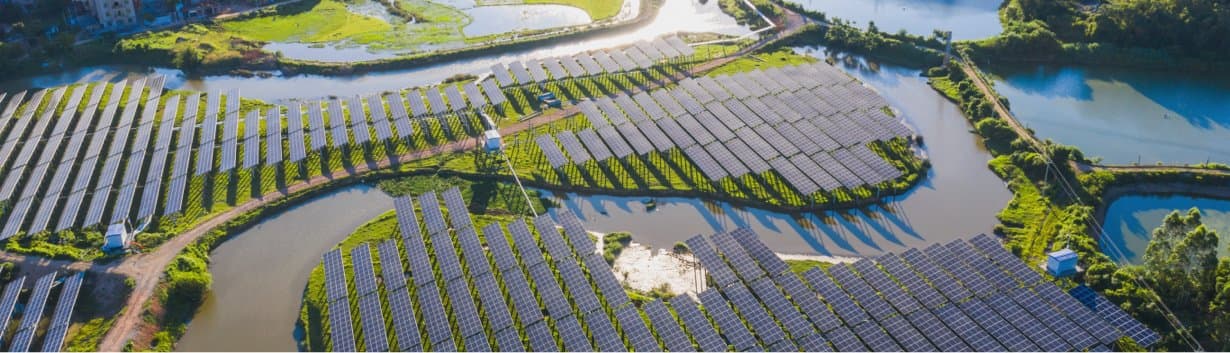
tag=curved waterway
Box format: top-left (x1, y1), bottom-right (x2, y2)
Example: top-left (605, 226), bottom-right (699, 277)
top-left (544, 47), bottom-right (1011, 257)
top-left (0, 0), bottom-right (748, 103)
top-left (989, 65), bottom-right (1230, 165)
top-left (175, 185), bottom-right (393, 352)
top-left (1099, 194), bottom-right (1230, 264)
top-left (784, 0), bottom-right (1003, 40)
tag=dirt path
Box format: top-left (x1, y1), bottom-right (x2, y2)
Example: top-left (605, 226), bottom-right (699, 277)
top-left (83, 8), bottom-right (811, 350)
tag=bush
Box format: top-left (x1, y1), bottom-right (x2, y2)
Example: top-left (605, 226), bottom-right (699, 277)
top-left (602, 232), bottom-right (632, 264)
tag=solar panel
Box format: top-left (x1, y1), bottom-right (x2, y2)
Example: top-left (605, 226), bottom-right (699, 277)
top-left (625, 45), bottom-right (655, 68)
top-left (1034, 284), bottom-right (1122, 345)
top-left (697, 289), bottom-right (760, 351)
top-left (704, 143), bottom-right (749, 177)
top-left (473, 273), bottom-right (515, 331)
top-left (417, 281), bottom-right (455, 350)
top-left (808, 153), bottom-right (858, 190)
top-left (686, 235), bottom-right (740, 287)
top-left (946, 241), bottom-right (1019, 292)
top-left (542, 58), bottom-right (569, 80)
top-left (634, 41), bottom-right (663, 61)
top-left (583, 254), bottom-right (630, 308)
top-left (724, 139), bottom-right (770, 174)
top-left (649, 90), bottom-right (685, 118)
top-left (536, 134), bottom-right (569, 169)
top-left (616, 305), bottom-right (661, 351)
top-left (322, 249), bottom-right (348, 301)
top-left (425, 87), bottom-right (449, 116)
top-left (495, 327), bottom-right (523, 352)
top-left (442, 187), bottom-right (472, 230)
top-left (501, 264), bottom-right (547, 325)
top-left (712, 232), bottom-right (765, 281)
top-left (0, 276), bottom-right (25, 340)
top-left (969, 234), bottom-right (1045, 286)
top-left (576, 128), bottom-right (613, 162)
top-left (383, 93), bottom-right (415, 139)
top-left (876, 253), bottom-right (947, 309)
top-left (346, 96), bottom-right (372, 145)
top-left (829, 264), bottom-right (899, 321)
top-left (670, 88), bottom-right (706, 115)
top-left (446, 278), bottom-right (486, 338)
top-left (617, 122), bottom-right (654, 155)
top-left (987, 292), bottom-right (1070, 351)
top-left (576, 53), bottom-right (603, 75)
top-left (263, 108), bottom-right (284, 165)
top-left (697, 76), bottom-right (734, 102)
top-left (417, 191), bottom-right (448, 235)
top-left (445, 85), bottom-right (469, 113)
top-left (239, 111), bottom-right (261, 169)
top-left (673, 113), bottom-right (714, 146)
top-left (695, 111), bottom-right (736, 142)
top-left (0, 88), bottom-right (63, 202)
top-left (592, 50), bottom-right (621, 73)
top-left (162, 175), bottom-right (188, 215)
top-left (559, 55), bottom-right (586, 77)
top-left (749, 71), bottom-right (786, 93)
top-left (526, 59), bottom-right (550, 83)
top-left (41, 272), bottom-right (84, 352)
top-left (852, 321), bottom-right (902, 352)
top-left (665, 36), bottom-right (694, 56)
top-left (326, 99), bottom-right (350, 147)
top-left (10, 273), bottom-right (56, 352)
top-left (1070, 286), bottom-right (1158, 347)
top-left (724, 284), bottom-right (787, 345)
top-left (524, 320), bottom-right (558, 351)
top-left (508, 219), bottom-right (545, 267)
top-left (682, 145), bottom-right (727, 181)
top-left (668, 296), bottom-right (725, 352)
top-left (931, 302), bottom-right (1003, 352)
top-left (553, 210), bottom-right (592, 254)
top-left (654, 117), bottom-right (695, 149)
top-left (679, 78), bottom-right (715, 104)
top-left (749, 277), bottom-right (817, 345)
top-left (923, 244), bottom-right (996, 298)
top-left (586, 310), bottom-right (627, 351)
top-left (775, 273), bottom-right (842, 332)
top-left (608, 49), bottom-right (638, 72)
top-left (597, 126), bottom-right (633, 158)
top-left (432, 233), bottom-right (464, 281)
top-left (464, 333), bottom-right (491, 352)
top-left (480, 79), bottom-right (507, 107)
top-left (376, 240), bottom-right (422, 351)
top-left (801, 268), bottom-right (869, 326)
top-left (350, 245), bottom-right (390, 352)
top-left (555, 314), bottom-right (592, 351)
top-left (651, 37), bottom-right (681, 58)
top-left (852, 259), bottom-right (922, 315)
top-left (715, 75), bottom-right (752, 99)
top-left (491, 63), bottom-right (515, 86)
top-left (406, 90), bottom-right (430, 118)
top-left (327, 296), bottom-right (356, 353)
top-left (633, 120), bottom-right (674, 152)
top-left (615, 95), bottom-right (649, 123)
top-left (645, 299), bottom-right (695, 352)
top-left (1011, 287), bottom-right (1098, 350)
top-left (596, 97), bottom-right (629, 125)
top-left (881, 313), bottom-right (937, 351)
top-left (555, 131), bottom-right (592, 164)
top-left (533, 215), bottom-right (573, 260)
top-left (528, 263), bottom-right (572, 317)
top-left (305, 101), bottom-right (328, 151)
top-left (508, 61), bottom-right (533, 84)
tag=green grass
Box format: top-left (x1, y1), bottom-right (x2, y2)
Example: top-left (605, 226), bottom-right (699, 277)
top-left (786, 259), bottom-right (833, 274)
top-left (602, 232), bottom-right (632, 264)
top-left (706, 47), bottom-right (819, 77)
top-left (220, 0), bottom-right (392, 43)
top-left (524, 0), bottom-right (623, 21)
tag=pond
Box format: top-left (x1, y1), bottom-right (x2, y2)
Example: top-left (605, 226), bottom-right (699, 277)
top-left (1099, 194), bottom-right (1230, 264)
top-left (459, 4), bottom-right (592, 37)
top-left (989, 64), bottom-right (1230, 165)
top-left (0, 0), bottom-right (749, 103)
top-left (542, 46), bottom-right (1012, 257)
top-left (784, 0), bottom-right (1003, 40)
top-left (175, 185), bottom-right (394, 352)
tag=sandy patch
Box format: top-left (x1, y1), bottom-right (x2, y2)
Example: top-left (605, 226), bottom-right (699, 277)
top-left (777, 253), bottom-right (862, 264)
top-left (607, 241), bottom-right (707, 296)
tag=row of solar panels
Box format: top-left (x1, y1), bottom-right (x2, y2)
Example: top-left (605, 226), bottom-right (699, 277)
top-left (0, 76), bottom-right (510, 238)
top-left (0, 271), bottom-right (85, 352)
top-left (490, 35), bottom-right (695, 87)
top-left (686, 230), bottom-right (1159, 351)
top-left (533, 63), bottom-right (911, 196)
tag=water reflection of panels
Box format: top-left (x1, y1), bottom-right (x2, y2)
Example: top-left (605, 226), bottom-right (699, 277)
top-left (655, 117), bottom-right (696, 149)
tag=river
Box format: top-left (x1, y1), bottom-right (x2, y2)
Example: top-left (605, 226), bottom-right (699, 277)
top-left (784, 0), bottom-right (1003, 40)
top-left (175, 185), bottom-right (394, 352)
top-left (1100, 194), bottom-right (1230, 265)
top-left (543, 46), bottom-right (1012, 257)
top-left (0, 0), bottom-right (748, 103)
top-left (988, 64), bottom-right (1230, 165)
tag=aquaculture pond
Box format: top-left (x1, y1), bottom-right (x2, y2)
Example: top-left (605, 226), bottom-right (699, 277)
top-left (541, 46), bottom-right (1012, 257)
top-left (0, 0), bottom-right (748, 102)
top-left (784, 0), bottom-right (1003, 40)
top-left (1099, 194), bottom-right (1230, 264)
top-left (175, 185), bottom-right (394, 351)
top-left (989, 64), bottom-right (1230, 165)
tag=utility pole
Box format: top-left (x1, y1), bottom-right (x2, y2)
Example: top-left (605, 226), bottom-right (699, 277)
top-left (943, 30), bottom-right (953, 66)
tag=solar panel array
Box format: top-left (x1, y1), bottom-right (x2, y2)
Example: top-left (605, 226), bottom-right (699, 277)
top-left (530, 62), bottom-right (916, 199)
top-left (0, 71), bottom-right (508, 240)
top-left (491, 35), bottom-right (695, 87)
top-left (674, 229), bottom-right (1157, 352)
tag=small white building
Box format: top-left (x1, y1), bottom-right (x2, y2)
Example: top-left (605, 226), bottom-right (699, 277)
top-left (484, 130), bottom-right (502, 152)
top-left (102, 223), bottom-right (131, 252)
top-left (78, 0), bottom-right (137, 29)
